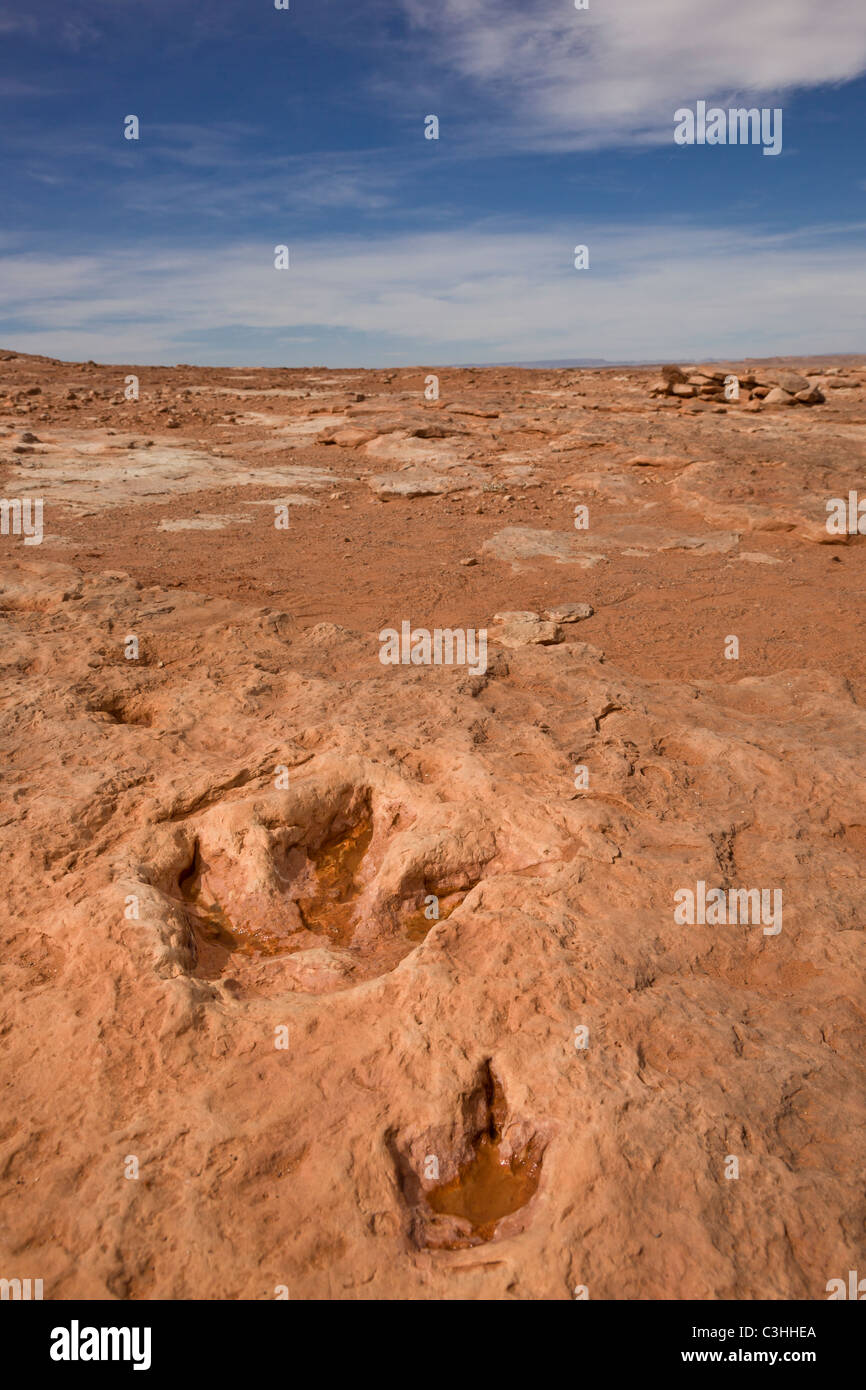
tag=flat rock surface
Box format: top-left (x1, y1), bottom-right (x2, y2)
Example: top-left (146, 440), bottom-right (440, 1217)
top-left (1, 351), bottom-right (865, 1300)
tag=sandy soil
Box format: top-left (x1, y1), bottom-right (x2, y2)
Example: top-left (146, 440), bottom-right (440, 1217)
top-left (0, 350), bottom-right (864, 1299)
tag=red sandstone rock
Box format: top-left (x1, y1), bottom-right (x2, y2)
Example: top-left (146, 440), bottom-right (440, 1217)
top-left (0, 350), bottom-right (864, 1301)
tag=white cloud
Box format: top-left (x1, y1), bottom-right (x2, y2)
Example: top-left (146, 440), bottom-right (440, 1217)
top-left (1, 222), bottom-right (864, 364)
top-left (399, 0), bottom-right (866, 149)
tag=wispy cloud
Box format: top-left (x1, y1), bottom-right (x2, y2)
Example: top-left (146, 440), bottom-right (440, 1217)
top-left (116, 137), bottom-right (403, 219)
top-left (0, 78), bottom-right (50, 97)
top-left (2, 221), bottom-right (864, 364)
top-left (0, 3), bottom-right (102, 49)
top-left (0, 0), bottom-right (301, 54)
top-left (0, 11), bottom-right (38, 37)
top-left (397, 0), bottom-right (866, 150)
top-left (1, 120), bottom-right (407, 221)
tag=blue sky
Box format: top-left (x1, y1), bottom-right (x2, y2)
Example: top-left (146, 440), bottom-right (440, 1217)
top-left (1, 0), bottom-right (865, 366)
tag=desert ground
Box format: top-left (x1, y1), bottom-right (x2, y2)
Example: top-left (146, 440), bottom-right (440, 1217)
top-left (0, 349), bottom-right (864, 1299)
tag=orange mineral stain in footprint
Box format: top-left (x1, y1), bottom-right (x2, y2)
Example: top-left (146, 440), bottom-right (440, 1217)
top-left (297, 815), bottom-right (373, 945)
top-left (425, 1064), bottom-right (543, 1246)
top-left (427, 1133), bottom-right (543, 1243)
top-left (403, 889), bottom-right (468, 942)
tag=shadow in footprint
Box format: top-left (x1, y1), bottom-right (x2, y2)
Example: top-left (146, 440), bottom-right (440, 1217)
top-left (178, 842), bottom-right (294, 979)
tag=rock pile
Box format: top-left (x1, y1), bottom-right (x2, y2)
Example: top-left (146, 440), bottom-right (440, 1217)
top-left (649, 364), bottom-right (825, 407)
